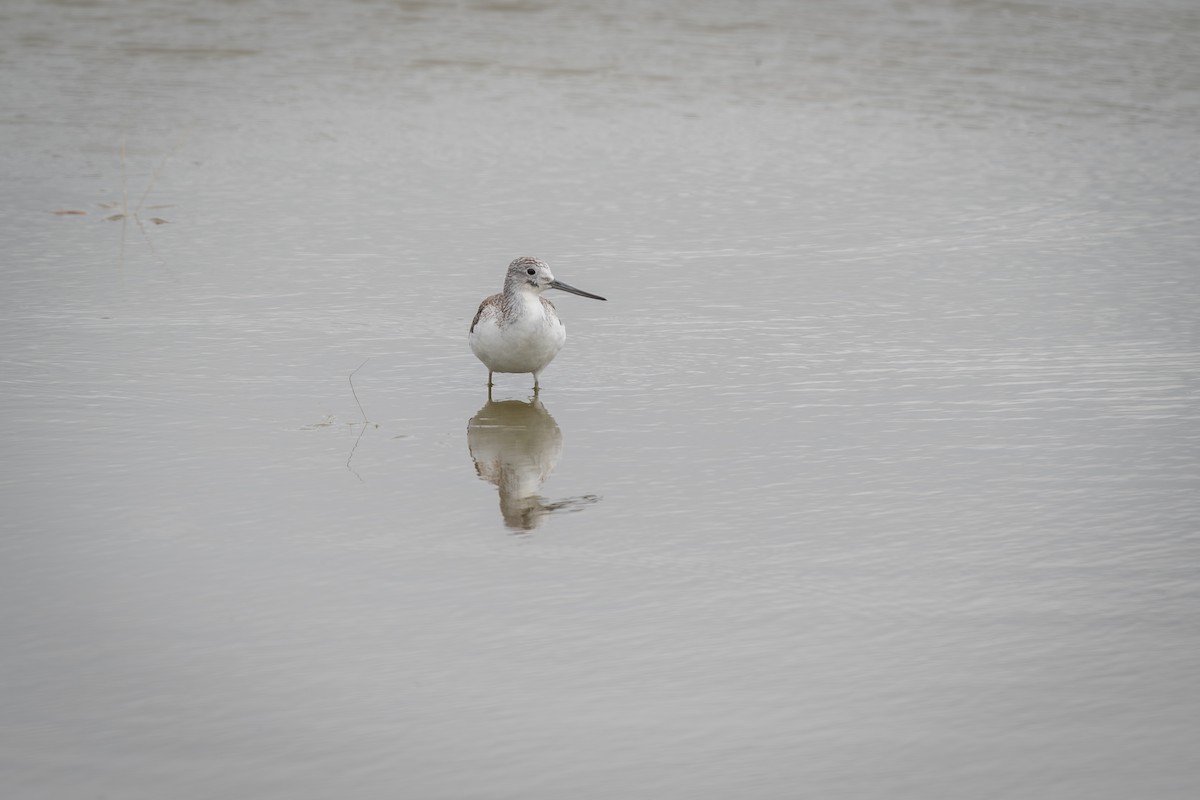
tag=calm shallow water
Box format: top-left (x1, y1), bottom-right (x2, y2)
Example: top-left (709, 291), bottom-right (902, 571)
top-left (2, 0), bottom-right (1199, 797)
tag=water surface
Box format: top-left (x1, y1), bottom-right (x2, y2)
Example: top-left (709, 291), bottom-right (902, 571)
top-left (2, 1), bottom-right (1198, 797)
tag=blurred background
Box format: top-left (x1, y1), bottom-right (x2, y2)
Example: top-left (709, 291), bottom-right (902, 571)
top-left (2, 0), bottom-right (1198, 797)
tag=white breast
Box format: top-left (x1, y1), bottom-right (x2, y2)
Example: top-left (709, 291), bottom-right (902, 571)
top-left (470, 294), bottom-right (566, 375)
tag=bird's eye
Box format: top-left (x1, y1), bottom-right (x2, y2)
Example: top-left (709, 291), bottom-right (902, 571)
top-left (526, 268), bottom-right (536, 276)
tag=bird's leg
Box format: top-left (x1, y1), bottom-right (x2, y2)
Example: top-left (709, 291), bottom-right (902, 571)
top-left (532, 373), bottom-right (540, 394)
top-left (487, 371), bottom-right (494, 388)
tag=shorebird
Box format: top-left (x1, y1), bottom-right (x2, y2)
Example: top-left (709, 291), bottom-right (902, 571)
top-left (469, 256), bottom-right (606, 391)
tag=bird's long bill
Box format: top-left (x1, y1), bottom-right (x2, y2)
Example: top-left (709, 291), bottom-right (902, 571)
top-left (549, 279), bottom-right (607, 301)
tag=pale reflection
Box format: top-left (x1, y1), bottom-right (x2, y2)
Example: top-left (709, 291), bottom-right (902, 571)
top-left (467, 396), bottom-right (596, 531)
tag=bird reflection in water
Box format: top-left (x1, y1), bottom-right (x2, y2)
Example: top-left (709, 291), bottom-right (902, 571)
top-left (467, 396), bottom-right (599, 531)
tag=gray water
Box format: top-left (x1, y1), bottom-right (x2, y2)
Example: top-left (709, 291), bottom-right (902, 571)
top-left (2, 0), bottom-right (1199, 797)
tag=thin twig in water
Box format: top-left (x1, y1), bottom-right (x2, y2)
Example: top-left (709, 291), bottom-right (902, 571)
top-left (350, 357), bottom-right (371, 421)
top-left (345, 357), bottom-right (374, 482)
top-left (55, 132), bottom-right (186, 272)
